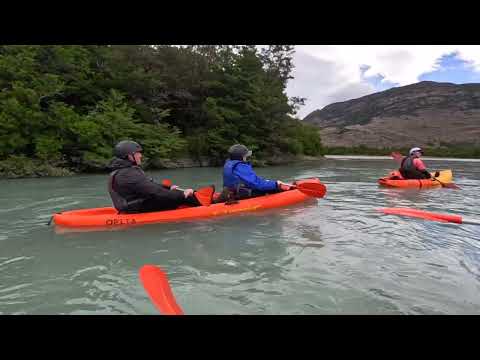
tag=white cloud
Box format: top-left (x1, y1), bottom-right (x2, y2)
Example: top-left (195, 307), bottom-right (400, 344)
top-left (288, 45), bottom-right (480, 119)
top-left (286, 49), bottom-right (377, 117)
top-left (454, 46), bottom-right (480, 70)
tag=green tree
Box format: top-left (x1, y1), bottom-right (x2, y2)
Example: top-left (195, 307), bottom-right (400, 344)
top-left (0, 44), bottom-right (324, 177)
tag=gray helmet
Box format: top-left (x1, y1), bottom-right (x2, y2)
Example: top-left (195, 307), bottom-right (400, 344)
top-left (114, 140), bottom-right (143, 159)
top-left (228, 144), bottom-right (252, 159)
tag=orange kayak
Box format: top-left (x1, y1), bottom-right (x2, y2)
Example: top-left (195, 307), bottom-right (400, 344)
top-left (53, 178), bottom-right (321, 228)
top-left (378, 169), bottom-right (453, 188)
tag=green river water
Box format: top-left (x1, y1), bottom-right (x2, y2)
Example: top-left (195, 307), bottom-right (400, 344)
top-left (1, 157), bottom-right (479, 314)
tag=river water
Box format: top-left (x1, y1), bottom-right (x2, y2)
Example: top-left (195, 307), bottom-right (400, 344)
top-left (1, 157), bottom-right (479, 314)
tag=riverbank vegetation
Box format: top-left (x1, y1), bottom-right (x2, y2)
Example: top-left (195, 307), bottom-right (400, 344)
top-left (0, 45), bottom-right (323, 177)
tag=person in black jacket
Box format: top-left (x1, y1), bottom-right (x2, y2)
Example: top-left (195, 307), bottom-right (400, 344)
top-left (107, 140), bottom-right (211, 213)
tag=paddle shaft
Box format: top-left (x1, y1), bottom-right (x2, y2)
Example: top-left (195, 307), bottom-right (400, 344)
top-left (162, 180), bottom-right (206, 193)
top-left (432, 177), bottom-right (460, 189)
top-left (461, 217), bottom-right (480, 226)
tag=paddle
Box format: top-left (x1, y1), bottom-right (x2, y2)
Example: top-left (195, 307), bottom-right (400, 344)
top-left (162, 179), bottom-right (214, 206)
top-left (139, 265), bottom-right (184, 315)
top-left (390, 151), bottom-right (404, 163)
top-left (379, 207), bottom-right (480, 225)
top-left (163, 179), bottom-right (326, 201)
top-left (389, 152), bottom-right (460, 189)
top-left (431, 177), bottom-right (460, 189)
top-left (285, 181), bottom-right (327, 199)
top-left (192, 186), bottom-right (215, 206)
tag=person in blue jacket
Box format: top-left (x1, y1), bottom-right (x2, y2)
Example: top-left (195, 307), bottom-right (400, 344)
top-left (219, 144), bottom-right (292, 202)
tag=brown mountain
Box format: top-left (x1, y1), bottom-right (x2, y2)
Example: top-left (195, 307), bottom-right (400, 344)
top-left (303, 81), bottom-right (480, 149)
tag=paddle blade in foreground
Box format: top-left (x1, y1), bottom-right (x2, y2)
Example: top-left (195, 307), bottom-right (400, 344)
top-left (139, 265), bottom-right (184, 315)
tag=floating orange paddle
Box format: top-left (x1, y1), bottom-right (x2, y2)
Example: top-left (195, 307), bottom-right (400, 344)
top-left (379, 207), bottom-right (480, 225)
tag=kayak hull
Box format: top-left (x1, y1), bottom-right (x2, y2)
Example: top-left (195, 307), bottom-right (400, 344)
top-left (378, 169), bottom-right (453, 188)
top-left (53, 178), bottom-right (321, 228)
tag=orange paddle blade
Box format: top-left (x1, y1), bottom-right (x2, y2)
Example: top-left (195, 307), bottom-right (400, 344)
top-left (296, 182), bottom-right (327, 198)
top-left (391, 152), bottom-right (404, 163)
top-left (139, 265), bottom-right (184, 315)
top-left (194, 185), bottom-right (215, 206)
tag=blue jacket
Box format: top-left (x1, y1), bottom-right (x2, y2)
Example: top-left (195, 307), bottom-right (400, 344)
top-left (223, 160), bottom-right (278, 192)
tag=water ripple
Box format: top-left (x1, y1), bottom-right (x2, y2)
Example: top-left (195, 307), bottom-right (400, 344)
top-left (1, 160), bottom-right (480, 314)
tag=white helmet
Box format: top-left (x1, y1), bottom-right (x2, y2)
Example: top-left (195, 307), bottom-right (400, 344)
top-left (409, 147), bottom-right (423, 156)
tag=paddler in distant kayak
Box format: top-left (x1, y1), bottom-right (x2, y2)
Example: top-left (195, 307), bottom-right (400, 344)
top-left (107, 140), bottom-right (214, 213)
top-left (399, 147), bottom-right (432, 179)
top-left (218, 144), bottom-right (293, 202)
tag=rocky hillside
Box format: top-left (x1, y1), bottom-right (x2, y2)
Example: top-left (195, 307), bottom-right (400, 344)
top-left (303, 81), bottom-right (480, 149)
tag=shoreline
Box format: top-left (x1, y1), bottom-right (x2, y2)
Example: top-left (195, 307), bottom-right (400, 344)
top-left (324, 155), bottom-right (480, 162)
top-left (0, 154), bottom-right (326, 179)
top-left (3, 152), bottom-right (480, 179)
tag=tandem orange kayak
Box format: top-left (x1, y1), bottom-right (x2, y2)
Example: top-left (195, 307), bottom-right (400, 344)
top-left (378, 169), bottom-right (453, 188)
top-left (53, 178), bottom-right (324, 228)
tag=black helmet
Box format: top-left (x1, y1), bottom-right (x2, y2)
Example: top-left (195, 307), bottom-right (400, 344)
top-left (228, 144), bottom-right (252, 160)
top-left (114, 140), bottom-right (142, 159)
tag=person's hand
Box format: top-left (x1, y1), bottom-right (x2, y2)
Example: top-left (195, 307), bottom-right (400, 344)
top-left (183, 189), bottom-right (194, 198)
top-left (170, 185), bottom-right (179, 190)
top-left (277, 181), bottom-right (291, 191)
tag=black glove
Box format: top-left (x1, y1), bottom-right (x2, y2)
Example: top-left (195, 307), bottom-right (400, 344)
top-left (423, 170), bottom-right (432, 179)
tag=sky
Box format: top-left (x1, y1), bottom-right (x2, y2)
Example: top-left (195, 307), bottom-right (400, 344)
top-left (286, 45), bottom-right (480, 119)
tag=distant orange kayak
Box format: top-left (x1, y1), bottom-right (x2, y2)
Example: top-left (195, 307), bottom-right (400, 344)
top-left (378, 169), bottom-right (453, 188)
top-left (53, 178), bottom-right (323, 228)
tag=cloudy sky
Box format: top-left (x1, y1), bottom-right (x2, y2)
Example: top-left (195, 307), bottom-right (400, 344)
top-left (286, 45), bottom-right (480, 119)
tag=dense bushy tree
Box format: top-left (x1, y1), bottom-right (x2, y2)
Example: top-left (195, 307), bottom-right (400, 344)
top-left (0, 45), bottom-right (322, 176)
